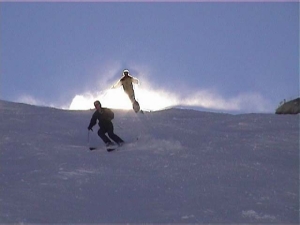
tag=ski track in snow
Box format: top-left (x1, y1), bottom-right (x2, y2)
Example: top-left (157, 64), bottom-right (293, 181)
top-left (0, 100), bottom-right (299, 224)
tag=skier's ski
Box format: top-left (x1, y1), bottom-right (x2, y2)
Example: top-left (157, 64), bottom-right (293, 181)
top-left (106, 143), bottom-right (118, 152)
top-left (89, 139), bottom-right (138, 152)
top-left (133, 100), bottom-right (140, 113)
top-left (89, 147), bottom-right (117, 152)
top-left (107, 147), bottom-right (116, 152)
top-left (89, 146), bottom-right (118, 152)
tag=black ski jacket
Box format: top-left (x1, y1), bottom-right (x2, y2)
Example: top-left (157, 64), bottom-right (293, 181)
top-left (88, 108), bottom-right (114, 129)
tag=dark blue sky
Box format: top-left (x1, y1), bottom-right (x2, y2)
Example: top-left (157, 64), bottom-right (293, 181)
top-left (1, 2), bottom-right (299, 112)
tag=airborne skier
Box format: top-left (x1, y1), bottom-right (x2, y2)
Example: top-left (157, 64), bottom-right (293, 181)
top-left (112, 69), bottom-right (141, 113)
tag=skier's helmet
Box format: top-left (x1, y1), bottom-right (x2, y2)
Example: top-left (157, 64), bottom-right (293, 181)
top-left (123, 69), bottom-right (129, 76)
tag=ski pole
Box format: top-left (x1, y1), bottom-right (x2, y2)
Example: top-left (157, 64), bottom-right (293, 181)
top-left (116, 123), bottom-right (124, 130)
top-left (100, 89), bottom-right (109, 99)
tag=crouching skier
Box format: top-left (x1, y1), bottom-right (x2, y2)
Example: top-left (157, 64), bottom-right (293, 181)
top-left (88, 100), bottom-right (124, 151)
top-left (112, 69), bottom-right (141, 113)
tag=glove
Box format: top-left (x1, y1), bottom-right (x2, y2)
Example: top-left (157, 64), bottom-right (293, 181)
top-left (88, 127), bottom-right (93, 131)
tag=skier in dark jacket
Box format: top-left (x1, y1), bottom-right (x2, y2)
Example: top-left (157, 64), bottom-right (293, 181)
top-left (88, 100), bottom-right (124, 147)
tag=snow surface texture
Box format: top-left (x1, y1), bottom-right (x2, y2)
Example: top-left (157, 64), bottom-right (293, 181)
top-left (0, 100), bottom-right (299, 224)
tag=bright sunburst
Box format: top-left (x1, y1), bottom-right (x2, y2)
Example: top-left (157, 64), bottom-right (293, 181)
top-left (69, 86), bottom-right (179, 111)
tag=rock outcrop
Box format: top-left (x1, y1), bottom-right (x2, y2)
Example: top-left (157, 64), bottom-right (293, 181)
top-left (276, 98), bottom-right (300, 114)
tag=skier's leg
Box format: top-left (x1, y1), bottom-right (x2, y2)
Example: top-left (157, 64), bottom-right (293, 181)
top-left (125, 89), bottom-right (136, 104)
top-left (107, 123), bottom-right (124, 144)
top-left (108, 133), bottom-right (124, 145)
top-left (125, 91), bottom-right (140, 113)
top-left (97, 128), bottom-right (112, 144)
top-left (130, 95), bottom-right (136, 104)
top-left (133, 100), bottom-right (140, 113)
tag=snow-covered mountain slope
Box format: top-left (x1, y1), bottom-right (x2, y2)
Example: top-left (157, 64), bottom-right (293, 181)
top-left (0, 100), bottom-right (299, 224)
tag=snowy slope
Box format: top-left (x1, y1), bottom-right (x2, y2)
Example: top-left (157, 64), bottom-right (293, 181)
top-left (0, 100), bottom-right (299, 224)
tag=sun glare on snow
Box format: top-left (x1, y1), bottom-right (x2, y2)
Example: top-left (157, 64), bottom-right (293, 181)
top-left (69, 87), bottom-right (178, 111)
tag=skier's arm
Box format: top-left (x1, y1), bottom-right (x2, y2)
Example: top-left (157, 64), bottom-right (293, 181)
top-left (112, 80), bottom-right (122, 89)
top-left (88, 113), bottom-right (97, 130)
top-left (131, 77), bottom-right (139, 85)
